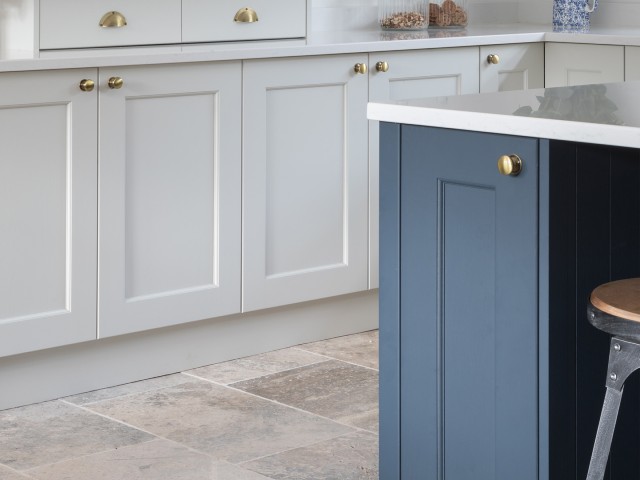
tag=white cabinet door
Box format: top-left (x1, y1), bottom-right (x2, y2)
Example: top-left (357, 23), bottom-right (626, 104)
top-left (243, 54), bottom-right (369, 311)
top-left (0, 69), bottom-right (97, 357)
top-left (480, 43), bottom-right (544, 92)
top-left (545, 43), bottom-right (624, 87)
top-left (625, 46), bottom-right (640, 81)
top-left (368, 47), bottom-right (479, 288)
top-left (98, 62), bottom-right (242, 337)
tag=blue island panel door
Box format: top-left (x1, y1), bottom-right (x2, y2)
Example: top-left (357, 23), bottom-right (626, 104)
top-left (380, 124), bottom-right (539, 480)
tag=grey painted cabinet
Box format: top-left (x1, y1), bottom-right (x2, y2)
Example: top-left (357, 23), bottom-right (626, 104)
top-left (380, 124), bottom-right (539, 480)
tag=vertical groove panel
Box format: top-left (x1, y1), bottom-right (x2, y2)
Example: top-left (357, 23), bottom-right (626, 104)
top-left (548, 141), bottom-right (640, 480)
top-left (548, 140), bottom-right (578, 480)
top-left (575, 145), bottom-right (613, 480)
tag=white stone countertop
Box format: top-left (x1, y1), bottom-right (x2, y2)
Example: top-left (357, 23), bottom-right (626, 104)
top-left (3, 23), bottom-right (640, 72)
top-left (367, 81), bottom-right (640, 149)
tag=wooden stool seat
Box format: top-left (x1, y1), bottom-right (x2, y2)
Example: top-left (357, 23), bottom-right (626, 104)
top-left (591, 278), bottom-right (640, 323)
top-left (589, 278), bottom-right (640, 342)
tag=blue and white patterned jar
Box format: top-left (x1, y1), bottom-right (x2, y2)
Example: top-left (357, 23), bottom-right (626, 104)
top-left (553, 0), bottom-right (597, 32)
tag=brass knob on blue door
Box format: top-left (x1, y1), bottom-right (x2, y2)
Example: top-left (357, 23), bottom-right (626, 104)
top-left (108, 77), bottom-right (124, 89)
top-left (354, 63), bottom-right (368, 74)
top-left (376, 61), bottom-right (389, 72)
top-left (79, 79), bottom-right (95, 92)
top-left (497, 154), bottom-right (523, 176)
top-left (487, 54), bottom-right (500, 65)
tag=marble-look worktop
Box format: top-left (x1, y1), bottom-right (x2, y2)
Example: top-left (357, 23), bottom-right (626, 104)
top-left (368, 81), bottom-right (640, 149)
top-left (3, 24), bottom-right (640, 73)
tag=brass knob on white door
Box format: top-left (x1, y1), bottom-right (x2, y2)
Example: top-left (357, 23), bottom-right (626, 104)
top-left (108, 77), bottom-right (124, 89)
top-left (497, 154), bottom-right (523, 176)
top-left (79, 79), bottom-right (95, 92)
top-left (376, 61), bottom-right (389, 72)
top-left (487, 54), bottom-right (500, 65)
top-left (354, 63), bottom-right (368, 74)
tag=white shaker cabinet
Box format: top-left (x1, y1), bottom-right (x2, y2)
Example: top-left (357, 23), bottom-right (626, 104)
top-left (98, 62), bottom-right (242, 337)
top-left (368, 47), bottom-right (480, 288)
top-left (242, 54), bottom-right (369, 311)
top-left (625, 46), bottom-right (640, 81)
top-left (545, 43), bottom-right (624, 87)
top-left (0, 69), bottom-right (98, 356)
top-left (480, 43), bottom-right (544, 92)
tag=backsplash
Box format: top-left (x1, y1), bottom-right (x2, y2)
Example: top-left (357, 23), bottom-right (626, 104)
top-left (311, 0), bottom-right (640, 30)
top-left (311, 0), bottom-right (529, 31)
top-left (591, 1), bottom-right (640, 27)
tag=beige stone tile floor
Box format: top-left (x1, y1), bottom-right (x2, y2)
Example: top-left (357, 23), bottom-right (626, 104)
top-left (0, 330), bottom-right (379, 480)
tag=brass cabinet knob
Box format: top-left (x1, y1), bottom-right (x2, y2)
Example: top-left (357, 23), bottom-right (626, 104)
top-left (108, 77), bottom-right (124, 89)
top-left (487, 54), bottom-right (500, 65)
top-left (375, 61), bottom-right (389, 73)
top-left (99, 11), bottom-right (127, 28)
top-left (79, 79), bottom-right (95, 92)
top-left (354, 63), bottom-right (368, 75)
top-left (497, 154), bottom-right (523, 176)
top-left (234, 7), bottom-right (259, 22)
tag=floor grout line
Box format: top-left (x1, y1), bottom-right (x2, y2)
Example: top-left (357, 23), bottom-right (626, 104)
top-left (20, 436), bottom-right (159, 475)
top-left (0, 462), bottom-right (37, 478)
top-left (59, 374), bottom-right (194, 407)
top-left (237, 430), bottom-right (359, 466)
top-left (63, 379), bottom-right (378, 467)
top-left (182, 357), bottom-right (332, 386)
top-left (291, 346), bottom-right (380, 372)
top-left (54, 400), bottom-right (233, 465)
top-left (185, 372), bottom-right (378, 439)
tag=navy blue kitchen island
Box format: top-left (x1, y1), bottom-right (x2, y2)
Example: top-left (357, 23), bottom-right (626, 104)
top-left (369, 83), bottom-right (640, 480)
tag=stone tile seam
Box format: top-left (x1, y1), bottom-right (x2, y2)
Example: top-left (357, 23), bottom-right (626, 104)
top-left (62, 374), bottom-right (195, 407)
top-left (19, 438), bottom-right (163, 476)
top-left (183, 357), bottom-right (333, 386)
top-left (205, 378), bottom-right (377, 438)
top-left (291, 346), bottom-right (380, 372)
top-left (61, 372), bottom-right (363, 442)
top-left (70, 373), bottom-right (371, 468)
top-left (0, 462), bottom-right (35, 478)
top-left (57, 400), bottom-right (168, 445)
top-left (236, 430), bottom-right (362, 467)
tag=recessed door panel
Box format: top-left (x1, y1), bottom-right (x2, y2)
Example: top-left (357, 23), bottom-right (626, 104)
top-left (99, 62), bottom-right (241, 337)
top-left (124, 94), bottom-right (216, 300)
top-left (265, 85), bottom-right (345, 277)
top-left (0, 69), bottom-right (97, 357)
top-left (243, 55), bottom-right (369, 311)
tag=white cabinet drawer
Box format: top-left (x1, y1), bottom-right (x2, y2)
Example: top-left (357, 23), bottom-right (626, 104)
top-left (40, 0), bottom-right (181, 49)
top-left (183, 0), bottom-right (306, 43)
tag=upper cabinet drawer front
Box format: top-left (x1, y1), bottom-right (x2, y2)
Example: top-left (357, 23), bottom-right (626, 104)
top-left (183, 0), bottom-right (306, 43)
top-left (40, 0), bottom-right (181, 49)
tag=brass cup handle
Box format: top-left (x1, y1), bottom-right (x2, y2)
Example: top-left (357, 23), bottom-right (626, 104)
top-left (108, 77), bottom-right (124, 89)
top-left (99, 11), bottom-right (127, 28)
top-left (497, 154), bottom-right (523, 176)
top-left (354, 63), bottom-right (368, 75)
top-left (234, 7), bottom-right (259, 22)
top-left (79, 79), bottom-right (95, 92)
top-left (375, 61), bottom-right (389, 73)
top-left (487, 54), bottom-right (500, 65)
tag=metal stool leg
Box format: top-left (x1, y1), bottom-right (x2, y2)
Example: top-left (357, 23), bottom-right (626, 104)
top-left (586, 386), bottom-right (623, 480)
top-left (586, 337), bottom-right (640, 480)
